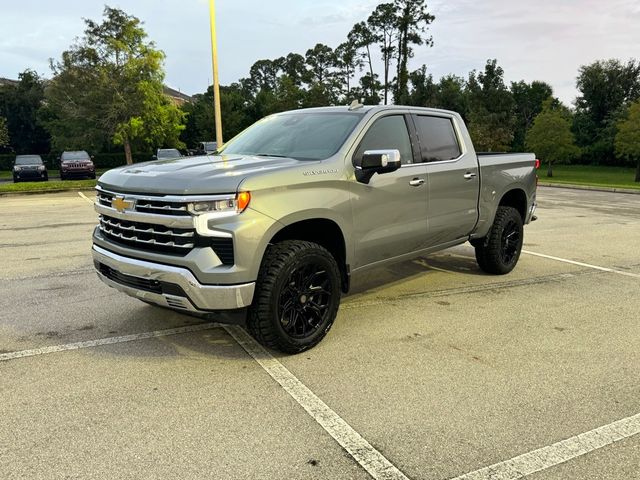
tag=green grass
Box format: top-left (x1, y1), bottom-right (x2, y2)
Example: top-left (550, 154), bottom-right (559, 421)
top-left (0, 168), bottom-right (109, 179)
top-left (538, 164), bottom-right (640, 190)
top-left (0, 179), bottom-right (97, 193)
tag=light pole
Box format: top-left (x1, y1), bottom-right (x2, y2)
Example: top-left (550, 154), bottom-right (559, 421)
top-left (208, 0), bottom-right (223, 146)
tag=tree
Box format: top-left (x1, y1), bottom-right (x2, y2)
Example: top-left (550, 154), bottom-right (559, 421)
top-left (348, 22), bottom-right (378, 100)
top-left (466, 60), bottom-right (515, 151)
top-left (247, 59), bottom-right (282, 93)
top-left (43, 6), bottom-right (185, 164)
top-left (526, 99), bottom-right (580, 177)
top-left (335, 42), bottom-right (362, 99)
top-left (406, 66), bottom-right (437, 106)
top-left (393, 0), bottom-right (435, 104)
top-left (510, 80), bottom-right (553, 151)
top-left (0, 116), bottom-right (9, 148)
top-left (614, 100), bottom-right (640, 182)
top-left (435, 75), bottom-right (467, 117)
top-left (574, 59), bottom-right (640, 164)
top-left (368, 3), bottom-right (398, 105)
top-left (304, 44), bottom-right (338, 105)
top-left (0, 70), bottom-right (50, 154)
top-left (280, 53), bottom-right (307, 86)
top-left (181, 84), bottom-right (252, 147)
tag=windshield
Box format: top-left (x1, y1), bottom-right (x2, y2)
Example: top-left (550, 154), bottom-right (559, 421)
top-left (62, 151), bottom-right (90, 161)
top-left (15, 155), bottom-right (43, 165)
top-left (218, 112), bottom-right (364, 161)
top-left (158, 149), bottom-right (181, 159)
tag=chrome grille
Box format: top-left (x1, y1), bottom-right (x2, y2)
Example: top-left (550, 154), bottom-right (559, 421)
top-left (95, 187), bottom-right (236, 264)
top-left (98, 214), bottom-right (195, 253)
top-left (97, 190), bottom-right (190, 216)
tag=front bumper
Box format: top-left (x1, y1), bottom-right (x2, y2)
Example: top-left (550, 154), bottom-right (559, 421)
top-left (62, 169), bottom-right (94, 177)
top-left (92, 244), bottom-right (255, 312)
top-left (15, 169), bottom-right (47, 180)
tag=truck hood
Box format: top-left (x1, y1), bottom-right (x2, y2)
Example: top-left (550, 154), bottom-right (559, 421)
top-left (98, 154), bottom-right (302, 195)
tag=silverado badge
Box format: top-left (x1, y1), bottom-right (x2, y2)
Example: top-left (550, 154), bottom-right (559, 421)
top-left (111, 196), bottom-right (134, 212)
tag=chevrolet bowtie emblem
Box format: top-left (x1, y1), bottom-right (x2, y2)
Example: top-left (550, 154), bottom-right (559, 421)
top-left (111, 196), bottom-right (134, 212)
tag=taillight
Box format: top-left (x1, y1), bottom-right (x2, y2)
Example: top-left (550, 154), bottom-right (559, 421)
top-left (535, 159), bottom-right (540, 169)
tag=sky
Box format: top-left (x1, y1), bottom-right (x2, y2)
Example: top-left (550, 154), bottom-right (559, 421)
top-left (1, 0), bottom-right (639, 105)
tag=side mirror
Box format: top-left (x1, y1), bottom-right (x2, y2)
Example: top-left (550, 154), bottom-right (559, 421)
top-left (361, 150), bottom-right (401, 171)
top-left (91, 155), bottom-right (95, 160)
top-left (356, 149), bottom-right (401, 184)
top-left (151, 155), bottom-right (158, 160)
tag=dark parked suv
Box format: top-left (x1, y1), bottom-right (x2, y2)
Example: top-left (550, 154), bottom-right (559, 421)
top-left (59, 151), bottom-right (96, 180)
top-left (13, 155), bottom-right (48, 182)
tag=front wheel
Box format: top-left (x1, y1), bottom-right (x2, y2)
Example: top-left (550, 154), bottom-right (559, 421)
top-left (474, 206), bottom-right (523, 275)
top-left (247, 240), bottom-right (341, 354)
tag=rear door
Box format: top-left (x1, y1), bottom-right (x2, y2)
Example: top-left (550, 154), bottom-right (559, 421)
top-left (350, 113), bottom-right (428, 268)
top-left (411, 113), bottom-right (479, 246)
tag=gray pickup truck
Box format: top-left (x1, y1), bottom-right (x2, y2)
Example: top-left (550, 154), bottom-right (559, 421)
top-left (92, 105), bottom-right (537, 353)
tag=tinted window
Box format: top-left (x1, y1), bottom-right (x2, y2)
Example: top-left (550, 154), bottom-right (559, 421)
top-left (15, 155), bottom-right (43, 165)
top-left (157, 149), bottom-right (182, 159)
top-left (414, 115), bottom-right (461, 162)
top-left (220, 112), bottom-right (363, 161)
top-left (354, 115), bottom-right (413, 165)
top-left (62, 151), bottom-right (90, 160)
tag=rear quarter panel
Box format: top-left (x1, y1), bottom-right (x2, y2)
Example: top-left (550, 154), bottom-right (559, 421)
top-left (474, 153), bottom-right (537, 238)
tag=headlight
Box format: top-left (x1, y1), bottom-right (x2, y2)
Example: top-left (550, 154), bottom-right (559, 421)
top-left (38, 165), bottom-right (46, 171)
top-left (190, 192), bottom-right (251, 238)
top-left (188, 192), bottom-right (251, 216)
top-left (14, 166), bottom-right (21, 171)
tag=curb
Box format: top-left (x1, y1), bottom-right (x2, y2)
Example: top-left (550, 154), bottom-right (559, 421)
top-left (0, 187), bottom-right (96, 197)
top-left (538, 182), bottom-right (640, 195)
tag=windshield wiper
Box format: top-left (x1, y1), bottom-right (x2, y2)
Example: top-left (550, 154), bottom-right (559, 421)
top-left (255, 153), bottom-right (289, 158)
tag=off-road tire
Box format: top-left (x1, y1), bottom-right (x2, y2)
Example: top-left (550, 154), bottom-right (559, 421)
top-left (474, 206), bottom-right (523, 275)
top-left (247, 240), bottom-right (341, 354)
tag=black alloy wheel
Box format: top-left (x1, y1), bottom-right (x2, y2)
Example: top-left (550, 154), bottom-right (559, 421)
top-left (278, 263), bottom-right (333, 339)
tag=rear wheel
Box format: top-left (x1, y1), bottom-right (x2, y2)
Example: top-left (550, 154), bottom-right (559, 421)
top-left (474, 206), bottom-right (523, 275)
top-left (247, 240), bottom-right (341, 354)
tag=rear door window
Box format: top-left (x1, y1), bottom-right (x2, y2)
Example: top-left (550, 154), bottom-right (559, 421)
top-left (413, 115), bottom-right (461, 162)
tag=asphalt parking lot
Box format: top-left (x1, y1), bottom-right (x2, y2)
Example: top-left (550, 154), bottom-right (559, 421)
top-left (1, 186), bottom-right (639, 480)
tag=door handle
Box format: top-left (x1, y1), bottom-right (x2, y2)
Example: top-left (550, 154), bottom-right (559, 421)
top-left (463, 172), bottom-right (477, 179)
top-left (409, 178), bottom-right (425, 186)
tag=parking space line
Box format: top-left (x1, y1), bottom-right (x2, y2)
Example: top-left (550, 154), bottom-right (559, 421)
top-left (0, 323), bottom-right (220, 362)
top-left (522, 250), bottom-right (640, 278)
top-left (223, 325), bottom-right (410, 480)
top-left (451, 412), bottom-right (640, 480)
top-left (77, 191), bottom-right (94, 204)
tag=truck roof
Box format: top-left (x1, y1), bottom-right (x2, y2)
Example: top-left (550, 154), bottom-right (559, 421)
top-left (281, 105), bottom-right (459, 116)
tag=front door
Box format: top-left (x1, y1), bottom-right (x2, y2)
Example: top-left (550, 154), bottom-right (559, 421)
top-left (350, 114), bottom-right (428, 268)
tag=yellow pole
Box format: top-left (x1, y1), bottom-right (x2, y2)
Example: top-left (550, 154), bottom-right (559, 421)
top-left (209, 0), bottom-right (223, 146)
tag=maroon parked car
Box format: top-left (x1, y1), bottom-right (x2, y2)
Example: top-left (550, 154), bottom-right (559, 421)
top-left (59, 151), bottom-right (96, 180)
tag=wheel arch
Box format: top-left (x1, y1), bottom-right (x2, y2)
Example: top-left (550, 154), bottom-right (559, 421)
top-left (498, 188), bottom-right (528, 222)
top-left (266, 217), bottom-right (350, 293)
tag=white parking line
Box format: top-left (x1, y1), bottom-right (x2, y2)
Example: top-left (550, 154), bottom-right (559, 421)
top-left (451, 412), bottom-right (640, 480)
top-left (522, 250), bottom-right (640, 279)
top-left (223, 325), bottom-right (410, 480)
top-left (0, 323), bottom-right (220, 361)
top-left (77, 191), bottom-right (94, 204)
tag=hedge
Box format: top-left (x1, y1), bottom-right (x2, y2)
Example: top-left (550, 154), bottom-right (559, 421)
top-left (0, 152), bottom-right (153, 170)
